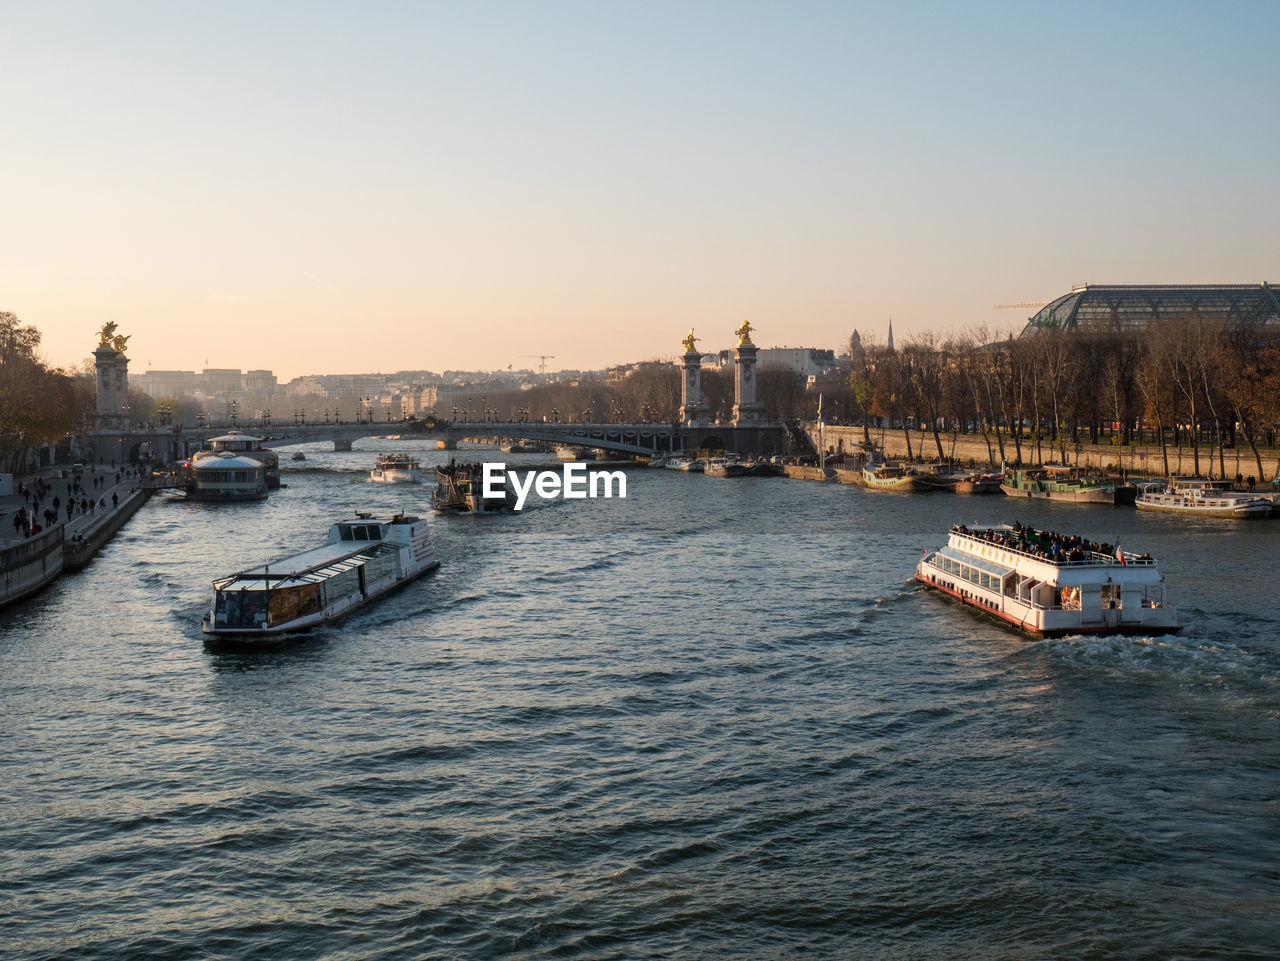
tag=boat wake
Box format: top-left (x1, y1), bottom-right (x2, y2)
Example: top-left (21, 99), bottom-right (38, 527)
top-left (1032, 633), bottom-right (1280, 699)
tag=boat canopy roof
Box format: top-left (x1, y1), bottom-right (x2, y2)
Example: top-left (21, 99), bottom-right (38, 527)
top-left (193, 453), bottom-right (265, 470)
top-left (209, 432), bottom-right (262, 443)
top-left (213, 542), bottom-right (398, 592)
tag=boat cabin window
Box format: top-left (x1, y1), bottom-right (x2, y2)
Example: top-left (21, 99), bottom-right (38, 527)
top-left (214, 589), bottom-right (269, 628)
top-left (267, 584), bottom-right (323, 625)
top-left (338, 524), bottom-right (387, 541)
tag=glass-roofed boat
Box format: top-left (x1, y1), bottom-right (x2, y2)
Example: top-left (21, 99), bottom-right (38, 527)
top-left (202, 513), bottom-right (439, 639)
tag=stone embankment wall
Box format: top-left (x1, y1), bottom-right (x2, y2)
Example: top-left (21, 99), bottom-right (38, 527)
top-left (806, 424), bottom-right (1280, 480)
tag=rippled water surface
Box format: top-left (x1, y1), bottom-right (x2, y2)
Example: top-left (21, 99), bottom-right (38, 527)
top-left (4, 442), bottom-right (1279, 959)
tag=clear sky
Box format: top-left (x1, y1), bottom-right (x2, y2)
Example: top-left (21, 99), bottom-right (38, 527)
top-left (3, 0), bottom-right (1277, 380)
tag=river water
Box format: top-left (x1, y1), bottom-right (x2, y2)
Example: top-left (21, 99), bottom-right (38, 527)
top-left (3, 441), bottom-right (1278, 959)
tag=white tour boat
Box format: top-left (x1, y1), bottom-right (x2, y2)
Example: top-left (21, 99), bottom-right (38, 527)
top-left (370, 453), bottom-right (425, 483)
top-left (202, 513), bottom-right (439, 638)
top-left (1135, 478), bottom-right (1272, 518)
top-left (915, 522), bottom-right (1179, 637)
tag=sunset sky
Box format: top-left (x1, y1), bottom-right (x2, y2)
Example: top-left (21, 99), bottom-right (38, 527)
top-left (4, 1), bottom-right (1277, 381)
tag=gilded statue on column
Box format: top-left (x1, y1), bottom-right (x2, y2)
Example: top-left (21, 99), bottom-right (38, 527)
top-left (97, 322), bottom-right (130, 353)
top-left (682, 328), bottom-right (699, 353)
top-left (735, 320), bottom-right (754, 346)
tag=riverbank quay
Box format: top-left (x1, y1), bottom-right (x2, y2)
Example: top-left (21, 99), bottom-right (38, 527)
top-left (783, 464), bottom-right (832, 482)
top-left (805, 423), bottom-right (1280, 481)
top-left (0, 470), bottom-right (153, 609)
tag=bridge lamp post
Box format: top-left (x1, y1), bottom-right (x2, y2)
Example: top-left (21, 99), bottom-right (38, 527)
top-left (230, 400), bottom-right (238, 427)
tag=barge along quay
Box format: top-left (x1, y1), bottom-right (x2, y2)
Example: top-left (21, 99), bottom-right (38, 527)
top-left (203, 513), bottom-right (438, 639)
top-left (1135, 478), bottom-right (1272, 518)
top-left (916, 522), bottom-right (1179, 637)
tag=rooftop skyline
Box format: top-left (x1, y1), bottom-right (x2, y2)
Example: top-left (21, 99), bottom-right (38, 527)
top-left (5, 1), bottom-right (1278, 380)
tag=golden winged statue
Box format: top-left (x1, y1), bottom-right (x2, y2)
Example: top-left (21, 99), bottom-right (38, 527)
top-left (112, 334), bottom-right (131, 353)
top-left (98, 321), bottom-right (118, 347)
top-left (682, 328), bottom-right (699, 353)
top-left (735, 320), bottom-right (754, 346)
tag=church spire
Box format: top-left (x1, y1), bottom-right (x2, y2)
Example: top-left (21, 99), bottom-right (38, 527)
top-left (887, 318), bottom-right (894, 351)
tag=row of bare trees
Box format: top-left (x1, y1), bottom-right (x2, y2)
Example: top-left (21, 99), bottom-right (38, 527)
top-left (0, 313), bottom-right (95, 473)
top-left (844, 318), bottom-right (1280, 479)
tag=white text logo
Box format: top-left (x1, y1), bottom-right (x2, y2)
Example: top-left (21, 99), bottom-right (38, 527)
top-left (483, 463), bottom-right (627, 511)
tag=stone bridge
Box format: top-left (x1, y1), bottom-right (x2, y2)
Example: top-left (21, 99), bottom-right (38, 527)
top-left (83, 417), bottom-right (790, 462)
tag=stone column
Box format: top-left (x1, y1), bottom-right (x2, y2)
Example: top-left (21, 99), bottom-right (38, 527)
top-left (731, 322), bottom-right (764, 425)
top-left (94, 345), bottom-right (130, 429)
top-left (678, 329), bottom-right (710, 427)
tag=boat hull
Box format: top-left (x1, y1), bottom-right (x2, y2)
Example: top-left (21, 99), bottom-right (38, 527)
top-left (954, 476), bottom-right (1004, 495)
top-left (915, 571), bottom-right (1181, 637)
top-left (1135, 497), bottom-right (1271, 518)
top-left (999, 483), bottom-right (1115, 503)
top-left (863, 469), bottom-right (915, 491)
top-left (370, 471), bottom-right (424, 483)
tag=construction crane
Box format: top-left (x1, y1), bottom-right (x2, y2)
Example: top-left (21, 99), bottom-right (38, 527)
top-left (993, 302), bottom-right (1049, 310)
top-left (519, 354), bottom-right (556, 375)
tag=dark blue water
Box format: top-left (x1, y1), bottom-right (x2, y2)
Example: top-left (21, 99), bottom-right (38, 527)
top-left (3, 442), bottom-right (1279, 959)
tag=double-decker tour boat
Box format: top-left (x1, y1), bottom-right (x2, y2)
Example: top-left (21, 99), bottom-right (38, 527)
top-left (1135, 478), bottom-right (1272, 518)
top-left (915, 522), bottom-right (1179, 637)
top-left (369, 453), bottom-right (425, 483)
top-left (202, 513), bottom-right (438, 638)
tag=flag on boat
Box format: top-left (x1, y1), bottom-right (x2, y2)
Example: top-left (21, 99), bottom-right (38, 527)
top-left (1115, 541), bottom-right (1125, 566)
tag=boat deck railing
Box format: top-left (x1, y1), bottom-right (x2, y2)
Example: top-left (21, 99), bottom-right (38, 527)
top-left (951, 529), bottom-right (1155, 567)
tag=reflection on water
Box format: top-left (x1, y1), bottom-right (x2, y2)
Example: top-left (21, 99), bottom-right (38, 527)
top-left (3, 440), bottom-right (1279, 960)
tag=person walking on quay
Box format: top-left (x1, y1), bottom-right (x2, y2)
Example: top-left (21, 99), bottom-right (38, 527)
top-left (111, 492), bottom-right (118, 509)
top-left (53, 495), bottom-right (60, 514)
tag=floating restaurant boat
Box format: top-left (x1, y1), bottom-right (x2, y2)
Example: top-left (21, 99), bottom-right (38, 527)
top-left (915, 522), bottom-right (1179, 637)
top-left (555, 446), bottom-right (581, 461)
top-left (369, 453), bottom-right (425, 484)
top-left (1135, 478), bottom-right (1272, 518)
top-left (1000, 465), bottom-right (1119, 504)
top-left (192, 431), bottom-right (280, 489)
top-left (185, 452), bottom-right (269, 502)
top-left (202, 513), bottom-right (439, 638)
top-left (647, 452), bottom-right (669, 468)
top-left (432, 464), bottom-right (516, 513)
